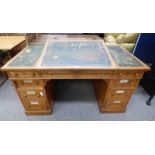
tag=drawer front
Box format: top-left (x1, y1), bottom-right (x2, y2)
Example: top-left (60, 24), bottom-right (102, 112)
top-left (111, 79), bottom-right (139, 89)
top-left (18, 89), bottom-right (45, 100)
top-left (104, 98), bottom-right (127, 109)
top-left (22, 99), bottom-right (47, 111)
top-left (41, 71), bottom-right (118, 79)
top-left (108, 89), bottom-right (133, 98)
top-left (8, 72), bottom-right (40, 78)
top-left (14, 80), bottom-right (43, 88)
top-left (118, 72), bottom-right (143, 79)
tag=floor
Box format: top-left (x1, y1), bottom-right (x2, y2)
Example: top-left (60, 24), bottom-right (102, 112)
top-left (0, 80), bottom-right (155, 121)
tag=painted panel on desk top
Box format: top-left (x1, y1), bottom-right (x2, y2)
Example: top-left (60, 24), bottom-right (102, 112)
top-left (41, 41), bottom-right (111, 68)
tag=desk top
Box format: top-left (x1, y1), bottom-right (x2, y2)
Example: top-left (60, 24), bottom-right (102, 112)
top-left (0, 36), bottom-right (25, 50)
top-left (2, 37), bottom-right (150, 71)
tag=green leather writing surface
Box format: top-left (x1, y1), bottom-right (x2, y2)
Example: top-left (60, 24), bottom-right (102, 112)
top-left (9, 44), bottom-right (44, 67)
top-left (41, 41), bottom-right (111, 68)
top-left (107, 44), bottom-right (142, 67)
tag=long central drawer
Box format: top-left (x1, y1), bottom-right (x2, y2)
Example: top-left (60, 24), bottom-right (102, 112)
top-left (40, 71), bottom-right (118, 79)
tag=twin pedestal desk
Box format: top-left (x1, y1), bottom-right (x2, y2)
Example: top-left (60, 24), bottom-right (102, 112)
top-left (2, 38), bottom-right (150, 115)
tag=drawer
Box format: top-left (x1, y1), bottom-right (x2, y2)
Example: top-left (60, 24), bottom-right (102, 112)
top-left (111, 79), bottom-right (139, 89)
top-left (22, 99), bottom-right (47, 111)
top-left (104, 98), bottom-right (127, 109)
top-left (118, 72), bottom-right (143, 79)
top-left (108, 89), bottom-right (133, 98)
top-left (18, 89), bottom-right (45, 100)
top-left (41, 71), bottom-right (118, 79)
top-left (14, 80), bottom-right (43, 88)
top-left (8, 71), bottom-right (40, 78)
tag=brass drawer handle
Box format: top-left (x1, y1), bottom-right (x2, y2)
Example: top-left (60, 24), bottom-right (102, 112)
top-left (113, 100), bottom-right (121, 104)
top-left (116, 90), bottom-right (125, 94)
top-left (31, 101), bottom-right (39, 105)
top-left (26, 91), bottom-right (36, 95)
top-left (23, 80), bottom-right (33, 83)
top-left (119, 80), bottom-right (129, 83)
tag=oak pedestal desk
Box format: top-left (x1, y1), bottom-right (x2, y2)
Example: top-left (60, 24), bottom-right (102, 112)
top-left (2, 38), bottom-right (150, 115)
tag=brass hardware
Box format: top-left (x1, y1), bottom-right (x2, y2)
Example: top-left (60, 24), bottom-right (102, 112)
top-left (23, 80), bottom-right (33, 83)
top-left (26, 91), bottom-right (36, 95)
top-left (31, 101), bottom-right (39, 105)
top-left (39, 92), bottom-right (44, 96)
top-left (113, 100), bottom-right (121, 104)
top-left (116, 90), bottom-right (124, 94)
top-left (120, 80), bottom-right (129, 83)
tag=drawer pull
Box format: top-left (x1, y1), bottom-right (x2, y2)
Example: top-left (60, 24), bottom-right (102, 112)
top-left (26, 91), bottom-right (36, 95)
top-left (40, 92), bottom-right (44, 96)
top-left (116, 90), bottom-right (125, 94)
top-left (113, 100), bottom-right (121, 104)
top-left (31, 101), bottom-right (39, 105)
top-left (23, 80), bottom-right (33, 83)
top-left (120, 80), bottom-right (129, 83)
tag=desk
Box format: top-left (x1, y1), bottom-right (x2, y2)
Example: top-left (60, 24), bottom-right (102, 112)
top-left (2, 37), bottom-right (150, 115)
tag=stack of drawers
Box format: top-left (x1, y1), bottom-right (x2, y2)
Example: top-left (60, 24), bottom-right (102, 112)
top-left (94, 71), bottom-right (143, 113)
top-left (100, 71), bottom-right (144, 112)
top-left (13, 79), bottom-right (54, 115)
top-left (103, 79), bottom-right (139, 112)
